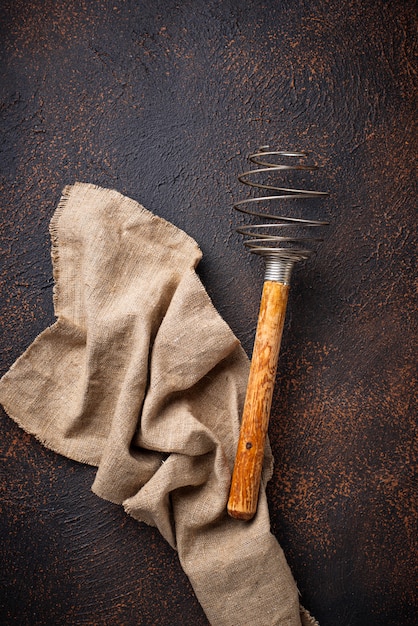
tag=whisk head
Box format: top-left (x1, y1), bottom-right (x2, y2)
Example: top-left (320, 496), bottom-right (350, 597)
top-left (234, 147), bottom-right (329, 281)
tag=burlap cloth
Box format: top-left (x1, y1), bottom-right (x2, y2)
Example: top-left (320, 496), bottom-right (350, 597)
top-left (0, 183), bottom-right (318, 626)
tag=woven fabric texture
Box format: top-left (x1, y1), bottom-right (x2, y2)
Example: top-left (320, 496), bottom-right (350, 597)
top-left (0, 183), bottom-right (316, 625)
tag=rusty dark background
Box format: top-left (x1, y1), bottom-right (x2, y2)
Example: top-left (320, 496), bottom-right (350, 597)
top-left (0, 1), bottom-right (416, 625)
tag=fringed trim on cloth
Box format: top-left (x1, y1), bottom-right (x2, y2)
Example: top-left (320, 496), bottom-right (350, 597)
top-left (49, 184), bottom-right (72, 311)
top-left (300, 605), bottom-right (320, 625)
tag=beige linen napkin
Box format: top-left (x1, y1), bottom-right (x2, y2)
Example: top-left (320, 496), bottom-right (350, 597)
top-left (0, 183), bottom-right (318, 625)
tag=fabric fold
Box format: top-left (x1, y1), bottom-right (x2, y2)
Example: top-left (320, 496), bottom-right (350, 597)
top-left (0, 183), bottom-right (316, 625)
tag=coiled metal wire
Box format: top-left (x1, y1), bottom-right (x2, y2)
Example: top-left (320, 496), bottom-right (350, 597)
top-left (234, 147), bottom-right (329, 281)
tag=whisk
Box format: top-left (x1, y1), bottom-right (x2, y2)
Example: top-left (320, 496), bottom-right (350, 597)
top-left (227, 147), bottom-right (329, 521)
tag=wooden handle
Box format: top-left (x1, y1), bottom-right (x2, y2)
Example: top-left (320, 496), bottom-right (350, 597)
top-left (227, 280), bottom-right (289, 520)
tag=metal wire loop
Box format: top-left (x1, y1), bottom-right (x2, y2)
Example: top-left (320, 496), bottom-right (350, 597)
top-left (234, 147), bottom-right (329, 263)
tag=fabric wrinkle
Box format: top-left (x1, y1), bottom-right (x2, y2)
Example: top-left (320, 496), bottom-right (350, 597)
top-left (0, 183), bottom-right (315, 626)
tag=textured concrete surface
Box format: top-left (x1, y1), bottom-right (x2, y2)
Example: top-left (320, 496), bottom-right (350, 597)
top-left (0, 1), bottom-right (416, 624)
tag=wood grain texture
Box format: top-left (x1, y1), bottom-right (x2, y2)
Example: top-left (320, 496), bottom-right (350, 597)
top-left (228, 280), bottom-right (289, 520)
top-left (0, 0), bottom-right (416, 624)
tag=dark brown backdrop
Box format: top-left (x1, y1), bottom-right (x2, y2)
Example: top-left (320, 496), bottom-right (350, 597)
top-left (1, 1), bottom-right (416, 624)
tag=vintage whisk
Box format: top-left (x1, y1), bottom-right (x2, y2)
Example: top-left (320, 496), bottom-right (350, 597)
top-left (227, 147), bottom-right (329, 520)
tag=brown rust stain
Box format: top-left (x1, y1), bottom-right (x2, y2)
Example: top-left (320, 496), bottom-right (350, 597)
top-left (1, 0), bottom-right (416, 624)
